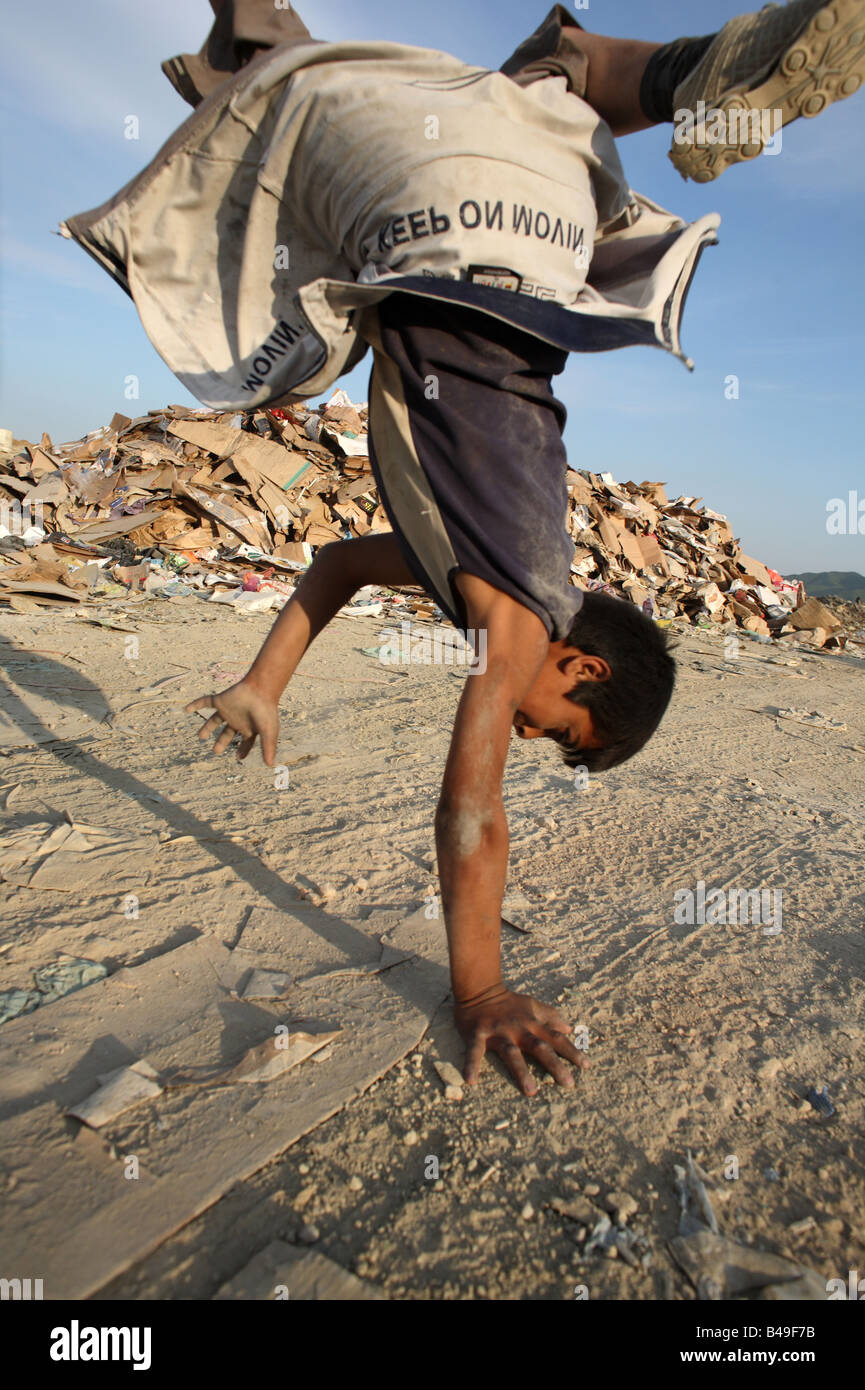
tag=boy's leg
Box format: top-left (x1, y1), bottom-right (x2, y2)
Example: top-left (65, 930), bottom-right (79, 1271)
top-left (502, 1), bottom-right (865, 164)
top-left (501, 7), bottom-right (669, 136)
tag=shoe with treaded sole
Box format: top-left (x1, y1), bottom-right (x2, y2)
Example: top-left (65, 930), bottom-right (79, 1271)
top-left (670, 0), bottom-right (865, 182)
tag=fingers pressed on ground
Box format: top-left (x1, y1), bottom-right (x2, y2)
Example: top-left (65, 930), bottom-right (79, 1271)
top-left (492, 1038), bottom-right (537, 1096)
top-left (536, 1005), bottom-right (572, 1034)
top-left (545, 1029), bottom-right (590, 1069)
top-left (463, 1036), bottom-right (487, 1085)
top-left (526, 1038), bottom-right (574, 1087)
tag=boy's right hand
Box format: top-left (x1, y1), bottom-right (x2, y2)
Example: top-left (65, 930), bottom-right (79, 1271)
top-left (186, 680), bottom-right (279, 764)
top-left (455, 986), bottom-right (588, 1097)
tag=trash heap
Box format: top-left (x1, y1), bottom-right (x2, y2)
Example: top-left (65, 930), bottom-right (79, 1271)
top-left (563, 470), bottom-right (851, 650)
top-left (0, 390), bottom-right (854, 650)
top-left (0, 390), bottom-right (401, 618)
top-left (815, 594), bottom-right (865, 645)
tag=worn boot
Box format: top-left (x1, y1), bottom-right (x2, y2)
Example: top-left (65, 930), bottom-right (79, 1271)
top-left (670, 0), bottom-right (865, 181)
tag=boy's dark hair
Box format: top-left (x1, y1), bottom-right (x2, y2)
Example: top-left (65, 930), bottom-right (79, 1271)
top-left (560, 590), bottom-right (677, 773)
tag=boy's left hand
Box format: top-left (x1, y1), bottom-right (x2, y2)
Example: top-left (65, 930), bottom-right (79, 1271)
top-left (186, 680), bottom-right (280, 763)
top-left (455, 987), bottom-right (588, 1097)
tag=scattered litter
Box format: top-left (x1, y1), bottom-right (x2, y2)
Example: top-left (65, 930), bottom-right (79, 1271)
top-left (806, 1084), bottom-right (836, 1118)
top-left (239, 969), bottom-right (292, 1001)
top-left (163, 1027), bottom-right (342, 1087)
top-left (669, 1230), bottom-right (827, 1301)
top-left (0, 988), bottom-right (42, 1025)
top-left (668, 1153), bottom-right (827, 1299)
top-left (32, 955), bottom-right (108, 1003)
top-left (0, 954), bottom-right (107, 1026)
top-left (337, 599), bottom-right (383, 618)
top-left (673, 1150), bottom-right (720, 1236)
top-left (208, 587), bottom-right (279, 613)
top-left (0, 783), bottom-right (22, 810)
top-left (501, 892), bottom-right (534, 934)
top-left (584, 1213), bottom-right (615, 1255)
top-left (0, 926), bottom-right (448, 1300)
top-left (295, 952), bottom-right (410, 986)
top-left (214, 1240), bottom-right (383, 1301)
top-left (787, 1216), bottom-right (817, 1236)
top-left (788, 596), bottom-right (843, 635)
top-left (775, 708), bottom-right (846, 731)
top-left (613, 1229), bottom-right (642, 1269)
top-left (74, 614), bottom-right (141, 633)
top-left (67, 1059), bottom-right (163, 1129)
top-left (0, 396), bottom-right (432, 630)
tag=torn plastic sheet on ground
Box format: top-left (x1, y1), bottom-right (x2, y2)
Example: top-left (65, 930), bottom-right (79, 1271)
top-left (0, 955), bottom-right (108, 1026)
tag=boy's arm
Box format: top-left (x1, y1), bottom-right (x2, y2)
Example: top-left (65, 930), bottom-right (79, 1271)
top-left (438, 572), bottom-right (587, 1096)
top-left (187, 533), bottom-right (415, 760)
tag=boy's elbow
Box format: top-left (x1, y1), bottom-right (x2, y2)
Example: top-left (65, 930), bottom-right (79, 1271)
top-left (435, 797), bottom-right (505, 858)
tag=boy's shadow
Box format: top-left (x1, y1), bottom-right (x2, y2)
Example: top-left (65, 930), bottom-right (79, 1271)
top-left (0, 634), bottom-right (448, 1008)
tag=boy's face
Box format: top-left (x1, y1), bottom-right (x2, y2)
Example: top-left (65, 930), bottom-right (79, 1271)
top-left (511, 642), bottom-right (610, 752)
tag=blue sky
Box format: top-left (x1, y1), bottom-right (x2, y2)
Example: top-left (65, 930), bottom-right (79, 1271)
top-left (1, 0), bottom-right (863, 574)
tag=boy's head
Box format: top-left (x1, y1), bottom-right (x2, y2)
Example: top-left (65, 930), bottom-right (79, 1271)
top-left (511, 590), bottom-right (677, 771)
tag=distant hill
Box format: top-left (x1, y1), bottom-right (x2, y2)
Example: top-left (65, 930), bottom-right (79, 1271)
top-left (785, 571), bottom-right (865, 600)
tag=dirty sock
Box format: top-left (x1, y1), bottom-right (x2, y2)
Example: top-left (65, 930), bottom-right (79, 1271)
top-left (639, 33), bottom-right (718, 124)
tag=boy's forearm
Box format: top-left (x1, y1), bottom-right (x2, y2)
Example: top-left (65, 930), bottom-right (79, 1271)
top-left (245, 533), bottom-right (414, 700)
top-left (436, 575), bottom-right (550, 1000)
top-left (436, 793), bottom-right (510, 1003)
top-left (435, 662), bottom-right (522, 1002)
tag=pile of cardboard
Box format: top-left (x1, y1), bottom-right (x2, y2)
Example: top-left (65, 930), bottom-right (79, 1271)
top-left (0, 391), bottom-right (394, 613)
top-left (563, 470), bottom-right (849, 648)
top-left (0, 392), bottom-right (850, 646)
top-left (0, 388), bottom-right (383, 554)
top-left (814, 594), bottom-right (865, 645)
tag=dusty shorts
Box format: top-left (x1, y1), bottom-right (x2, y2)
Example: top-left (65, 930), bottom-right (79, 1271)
top-left (359, 293), bottom-right (583, 642)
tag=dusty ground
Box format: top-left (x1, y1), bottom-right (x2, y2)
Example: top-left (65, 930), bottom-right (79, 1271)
top-left (0, 594), bottom-right (863, 1301)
